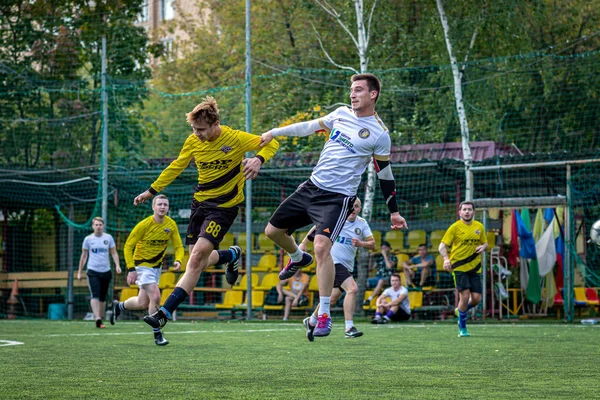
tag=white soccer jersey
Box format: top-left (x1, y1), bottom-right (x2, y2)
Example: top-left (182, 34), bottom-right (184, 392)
top-left (311, 106), bottom-right (390, 197)
top-left (82, 233), bottom-right (115, 273)
top-left (331, 217), bottom-right (373, 272)
top-left (381, 286), bottom-right (411, 315)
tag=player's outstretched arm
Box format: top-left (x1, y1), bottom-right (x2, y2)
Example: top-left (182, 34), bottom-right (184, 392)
top-left (260, 119), bottom-right (325, 147)
top-left (134, 190), bottom-right (154, 205)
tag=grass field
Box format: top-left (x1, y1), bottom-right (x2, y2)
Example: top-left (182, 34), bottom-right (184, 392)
top-left (0, 319), bottom-right (598, 399)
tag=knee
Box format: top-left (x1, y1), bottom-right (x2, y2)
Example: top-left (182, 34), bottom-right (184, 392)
top-left (265, 224), bottom-right (279, 239)
top-left (345, 282), bottom-right (358, 296)
top-left (314, 242), bottom-right (332, 259)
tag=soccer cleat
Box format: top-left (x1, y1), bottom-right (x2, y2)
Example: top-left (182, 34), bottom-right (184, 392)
top-left (225, 245), bottom-right (242, 286)
top-left (303, 317), bottom-right (315, 342)
top-left (278, 252), bottom-right (314, 280)
top-left (110, 301), bottom-right (120, 325)
top-left (381, 317), bottom-right (389, 324)
top-left (96, 319), bottom-right (106, 329)
top-left (371, 316), bottom-right (382, 324)
top-left (363, 299), bottom-right (371, 306)
top-left (143, 309), bottom-right (169, 329)
top-left (313, 313), bottom-right (332, 337)
top-left (154, 333), bottom-right (169, 346)
top-left (345, 327), bottom-right (363, 338)
top-left (458, 328), bottom-right (471, 337)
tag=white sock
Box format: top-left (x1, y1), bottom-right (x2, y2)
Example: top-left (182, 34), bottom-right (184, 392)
top-left (289, 247), bottom-right (303, 262)
top-left (282, 318), bottom-right (287, 321)
top-left (318, 297), bottom-right (331, 316)
top-left (309, 315), bottom-right (318, 326)
top-left (345, 320), bottom-right (353, 331)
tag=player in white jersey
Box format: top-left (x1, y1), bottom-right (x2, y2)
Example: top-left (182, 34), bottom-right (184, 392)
top-left (300, 198), bottom-right (375, 340)
top-left (78, 216), bottom-right (121, 328)
top-left (261, 73), bottom-right (408, 337)
top-left (371, 274), bottom-right (411, 323)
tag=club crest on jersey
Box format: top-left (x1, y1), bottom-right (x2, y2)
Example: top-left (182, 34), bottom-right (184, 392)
top-left (358, 128), bottom-right (370, 139)
top-left (103, 240), bottom-right (108, 245)
top-left (164, 228), bottom-right (171, 234)
top-left (355, 227), bottom-right (362, 235)
top-left (475, 230), bottom-right (480, 235)
top-left (221, 145), bottom-right (232, 153)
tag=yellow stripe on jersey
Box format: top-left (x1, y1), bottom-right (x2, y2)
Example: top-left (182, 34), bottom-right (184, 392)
top-left (374, 112), bottom-right (389, 133)
top-left (373, 154), bottom-right (390, 161)
top-left (124, 215), bottom-right (184, 269)
top-left (150, 126), bottom-right (279, 208)
top-left (441, 220), bottom-right (487, 273)
top-left (317, 119), bottom-right (330, 133)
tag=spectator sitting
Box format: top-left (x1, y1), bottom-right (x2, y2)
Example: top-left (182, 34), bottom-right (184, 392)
top-left (402, 243), bottom-right (435, 288)
top-left (276, 269), bottom-right (310, 321)
top-left (371, 273), bottom-right (411, 323)
top-left (364, 241), bottom-right (398, 305)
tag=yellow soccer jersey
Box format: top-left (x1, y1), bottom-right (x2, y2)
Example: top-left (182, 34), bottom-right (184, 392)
top-left (441, 219), bottom-right (487, 273)
top-left (124, 215), bottom-right (184, 269)
top-left (149, 126), bottom-right (279, 208)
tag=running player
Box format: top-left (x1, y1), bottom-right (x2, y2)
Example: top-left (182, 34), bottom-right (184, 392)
top-left (111, 195), bottom-right (183, 346)
top-left (439, 201), bottom-right (488, 337)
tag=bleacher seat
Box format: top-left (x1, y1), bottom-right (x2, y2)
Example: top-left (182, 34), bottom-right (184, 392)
top-left (308, 275), bottom-right (319, 292)
top-left (160, 288), bottom-right (173, 304)
top-left (254, 253), bottom-right (277, 272)
top-left (384, 230), bottom-right (404, 251)
top-left (363, 290), bottom-right (377, 310)
top-left (371, 230), bottom-right (382, 247)
top-left (158, 271), bottom-right (176, 289)
top-left (407, 230), bottom-right (427, 252)
top-left (220, 233), bottom-right (235, 249)
top-left (574, 287), bottom-right (589, 307)
top-left (408, 291), bottom-right (423, 310)
top-left (435, 254), bottom-right (454, 289)
top-left (429, 230), bottom-right (445, 250)
top-left (236, 290), bottom-right (265, 310)
top-left (215, 290), bottom-right (243, 310)
top-left (256, 273), bottom-right (280, 291)
top-left (585, 288), bottom-right (600, 306)
top-left (256, 233), bottom-right (276, 253)
top-left (231, 273), bottom-right (259, 291)
top-left (397, 253), bottom-right (410, 266)
top-left (237, 233), bottom-right (252, 252)
top-left (119, 287), bottom-right (139, 302)
top-left (487, 232), bottom-right (497, 248)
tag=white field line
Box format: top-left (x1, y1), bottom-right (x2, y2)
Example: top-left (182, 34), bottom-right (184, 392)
top-left (0, 340), bottom-right (24, 346)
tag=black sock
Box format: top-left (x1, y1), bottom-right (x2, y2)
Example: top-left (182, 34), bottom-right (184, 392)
top-left (162, 287), bottom-right (188, 315)
top-left (216, 249), bottom-right (234, 265)
top-left (153, 328), bottom-right (161, 338)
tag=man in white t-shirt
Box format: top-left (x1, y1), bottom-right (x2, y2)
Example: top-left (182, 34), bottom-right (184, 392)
top-left (371, 273), bottom-right (411, 323)
top-left (300, 198), bottom-right (375, 340)
top-left (261, 73), bottom-right (408, 338)
top-left (78, 216), bottom-right (121, 328)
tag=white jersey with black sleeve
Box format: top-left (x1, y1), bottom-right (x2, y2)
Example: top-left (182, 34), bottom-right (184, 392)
top-left (311, 106), bottom-right (390, 197)
top-left (330, 217), bottom-right (373, 273)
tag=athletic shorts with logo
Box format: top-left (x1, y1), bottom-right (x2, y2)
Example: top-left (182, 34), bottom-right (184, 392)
top-left (333, 263), bottom-right (353, 288)
top-left (186, 199), bottom-right (238, 248)
top-left (453, 268), bottom-right (483, 293)
top-left (269, 179), bottom-right (356, 242)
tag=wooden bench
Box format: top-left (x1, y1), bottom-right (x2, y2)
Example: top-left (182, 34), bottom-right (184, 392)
top-left (0, 271), bottom-right (88, 289)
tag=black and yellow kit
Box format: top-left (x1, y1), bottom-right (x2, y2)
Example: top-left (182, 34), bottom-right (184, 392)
top-left (124, 215), bottom-right (184, 270)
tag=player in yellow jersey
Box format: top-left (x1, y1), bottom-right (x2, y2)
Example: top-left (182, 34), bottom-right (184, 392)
top-left (134, 96), bottom-right (279, 330)
top-left (110, 195), bottom-right (184, 345)
top-left (439, 201), bottom-right (488, 337)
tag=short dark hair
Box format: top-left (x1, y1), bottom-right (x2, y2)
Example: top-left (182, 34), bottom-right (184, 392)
top-left (381, 241), bottom-right (391, 248)
top-left (351, 73), bottom-right (381, 103)
top-left (418, 243), bottom-right (427, 249)
top-left (390, 273), bottom-right (401, 280)
top-left (459, 201), bottom-right (475, 211)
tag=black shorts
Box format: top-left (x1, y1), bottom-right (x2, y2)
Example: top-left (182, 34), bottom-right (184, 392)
top-left (333, 263), bottom-right (353, 288)
top-left (453, 269), bottom-right (482, 293)
top-left (86, 270), bottom-right (112, 302)
top-left (269, 180), bottom-right (356, 242)
top-left (391, 308), bottom-right (411, 322)
top-left (187, 200), bottom-right (238, 248)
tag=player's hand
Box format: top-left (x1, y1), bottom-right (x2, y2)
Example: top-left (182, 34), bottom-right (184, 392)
top-left (77, 271), bottom-right (82, 281)
top-left (172, 261), bottom-right (181, 271)
top-left (134, 190), bottom-right (154, 206)
top-left (443, 258), bottom-right (452, 272)
top-left (242, 157), bottom-right (261, 180)
top-left (390, 212), bottom-right (408, 230)
top-left (126, 271), bottom-right (138, 285)
top-left (115, 266), bottom-right (122, 274)
top-left (475, 245), bottom-right (486, 254)
top-left (277, 294), bottom-right (283, 304)
top-left (260, 132), bottom-right (274, 147)
top-left (352, 238), bottom-right (361, 247)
